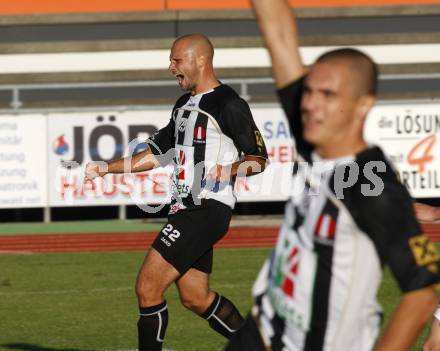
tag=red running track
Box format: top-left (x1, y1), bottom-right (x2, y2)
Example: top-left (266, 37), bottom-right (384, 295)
top-left (0, 227), bottom-right (279, 253)
top-left (0, 224), bottom-right (439, 254)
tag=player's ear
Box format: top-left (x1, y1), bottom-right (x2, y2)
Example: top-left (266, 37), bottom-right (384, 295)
top-left (197, 55), bottom-right (206, 69)
top-left (356, 95), bottom-right (376, 122)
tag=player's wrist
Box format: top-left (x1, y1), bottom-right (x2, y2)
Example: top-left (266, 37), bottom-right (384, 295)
top-left (434, 305), bottom-right (440, 321)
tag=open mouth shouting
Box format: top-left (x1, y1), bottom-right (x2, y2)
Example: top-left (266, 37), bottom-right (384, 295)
top-left (174, 73), bottom-right (185, 86)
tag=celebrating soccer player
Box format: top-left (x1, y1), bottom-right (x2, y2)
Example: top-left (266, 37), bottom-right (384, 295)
top-left (85, 34), bottom-right (268, 350)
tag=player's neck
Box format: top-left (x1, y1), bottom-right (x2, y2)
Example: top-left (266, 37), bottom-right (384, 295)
top-left (316, 139), bottom-right (368, 159)
top-left (191, 75), bottom-right (220, 96)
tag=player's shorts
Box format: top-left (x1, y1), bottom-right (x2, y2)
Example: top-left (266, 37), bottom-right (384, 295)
top-left (152, 198), bottom-right (232, 275)
top-left (225, 314), bottom-right (266, 351)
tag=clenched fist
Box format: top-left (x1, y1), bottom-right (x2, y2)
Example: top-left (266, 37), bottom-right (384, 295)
top-left (84, 161), bottom-right (108, 181)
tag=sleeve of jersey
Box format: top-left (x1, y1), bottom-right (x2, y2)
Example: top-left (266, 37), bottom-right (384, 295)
top-left (362, 183), bottom-right (440, 293)
top-left (222, 99), bottom-right (268, 159)
top-left (277, 77), bottom-right (314, 156)
top-left (147, 118), bottom-right (175, 167)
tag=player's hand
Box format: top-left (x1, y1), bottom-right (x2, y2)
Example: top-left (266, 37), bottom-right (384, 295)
top-left (423, 319), bottom-right (440, 351)
top-left (206, 164), bottom-right (232, 183)
top-left (414, 203), bottom-right (440, 222)
top-left (84, 161), bottom-right (108, 181)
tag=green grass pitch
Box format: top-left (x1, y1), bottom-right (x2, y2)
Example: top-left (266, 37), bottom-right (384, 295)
top-left (0, 248), bottom-right (431, 351)
top-left (0, 220), bottom-right (164, 236)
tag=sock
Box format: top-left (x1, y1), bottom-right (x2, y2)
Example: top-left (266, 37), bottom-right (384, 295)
top-left (201, 293), bottom-right (244, 339)
top-left (138, 301), bottom-right (168, 351)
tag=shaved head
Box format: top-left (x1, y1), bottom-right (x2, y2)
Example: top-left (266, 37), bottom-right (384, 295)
top-left (173, 33), bottom-right (214, 62)
top-left (169, 33), bottom-right (218, 95)
top-left (316, 48), bottom-right (378, 97)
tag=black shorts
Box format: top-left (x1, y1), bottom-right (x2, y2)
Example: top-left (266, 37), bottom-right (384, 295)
top-left (152, 199), bottom-right (232, 275)
top-left (225, 314), bottom-right (266, 351)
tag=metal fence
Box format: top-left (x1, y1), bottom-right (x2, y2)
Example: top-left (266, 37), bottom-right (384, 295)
top-left (1, 73), bottom-right (440, 112)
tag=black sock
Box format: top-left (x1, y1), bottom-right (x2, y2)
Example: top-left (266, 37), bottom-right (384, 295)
top-left (138, 301), bottom-right (168, 351)
top-left (201, 293), bottom-right (244, 339)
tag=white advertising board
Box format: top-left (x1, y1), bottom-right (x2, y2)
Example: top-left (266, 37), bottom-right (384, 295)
top-left (0, 114), bottom-right (47, 208)
top-left (365, 103), bottom-right (440, 198)
top-left (48, 110), bottom-right (173, 207)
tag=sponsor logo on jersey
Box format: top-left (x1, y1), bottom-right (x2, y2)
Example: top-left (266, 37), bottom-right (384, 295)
top-left (268, 287), bottom-right (307, 331)
top-left (171, 182), bottom-right (191, 197)
top-left (273, 242), bottom-right (301, 299)
top-left (269, 240), bottom-right (307, 330)
top-left (315, 214), bottom-right (336, 241)
top-left (314, 201), bottom-right (339, 245)
top-left (177, 149), bottom-right (186, 180)
top-left (178, 119), bottom-right (187, 132)
top-left (409, 234), bottom-right (440, 273)
top-left (193, 126), bottom-right (206, 144)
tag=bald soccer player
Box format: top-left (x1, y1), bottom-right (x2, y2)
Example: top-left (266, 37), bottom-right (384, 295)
top-left (224, 1), bottom-right (440, 350)
top-left (85, 34), bottom-right (268, 350)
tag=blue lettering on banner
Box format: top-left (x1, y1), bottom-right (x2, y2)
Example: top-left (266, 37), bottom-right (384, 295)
top-left (263, 121), bottom-right (290, 139)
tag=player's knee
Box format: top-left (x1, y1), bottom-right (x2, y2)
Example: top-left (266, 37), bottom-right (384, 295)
top-left (180, 295), bottom-right (204, 314)
top-left (135, 277), bottom-right (162, 303)
top-left (180, 292), bottom-right (213, 314)
top-left (180, 295), bottom-right (198, 311)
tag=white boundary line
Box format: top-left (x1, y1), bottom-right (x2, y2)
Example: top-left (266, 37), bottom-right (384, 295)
top-left (0, 282), bottom-right (249, 296)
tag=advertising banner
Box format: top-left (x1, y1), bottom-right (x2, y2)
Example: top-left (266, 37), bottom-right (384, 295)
top-left (0, 115), bottom-right (47, 208)
top-left (48, 109), bottom-right (173, 208)
top-left (364, 103), bottom-right (440, 198)
top-left (5, 101), bottom-right (438, 211)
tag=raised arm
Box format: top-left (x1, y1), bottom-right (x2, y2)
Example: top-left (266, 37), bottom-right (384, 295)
top-left (251, 0), bottom-right (305, 88)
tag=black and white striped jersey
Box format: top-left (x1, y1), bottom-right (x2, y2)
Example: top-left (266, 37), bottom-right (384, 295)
top-left (251, 78), bottom-right (440, 351)
top-left (148, 84), bottom-right (267, 210)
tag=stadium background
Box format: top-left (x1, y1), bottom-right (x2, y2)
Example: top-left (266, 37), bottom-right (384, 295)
top-left (1, 1), bottom-right (440, 350)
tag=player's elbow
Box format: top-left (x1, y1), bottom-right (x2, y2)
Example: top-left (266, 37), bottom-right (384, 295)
top-left (403, 286), bottom-right (438, 323)
top-left (251, 157), bottom-right (270, 175)
top-left (419, 287), bottom-right (438, 313)
top-left (237, 156), bottom-right (268, 178)
top-left (259, 158), bottom-right (270, 173)
top-left (425, 289), bottom-right (438, 316)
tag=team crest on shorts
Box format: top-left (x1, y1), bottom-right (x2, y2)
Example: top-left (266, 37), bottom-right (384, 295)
top-left (169, 202), bottom-right (187, 214)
